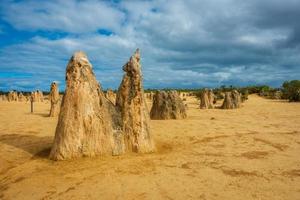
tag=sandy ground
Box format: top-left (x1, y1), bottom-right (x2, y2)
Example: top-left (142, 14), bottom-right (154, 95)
top-left (0, 95), bottom-right (300, 200)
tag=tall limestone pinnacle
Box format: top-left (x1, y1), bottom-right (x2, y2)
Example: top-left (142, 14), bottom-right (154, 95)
top-left (49, 49), bottom-right (155, 160)
top-left (49, 51), bottom-right (116, 160)
top-left (116, 49), bottom-right (155, 153)
top-left (49, 82), bottom-right (60, 117)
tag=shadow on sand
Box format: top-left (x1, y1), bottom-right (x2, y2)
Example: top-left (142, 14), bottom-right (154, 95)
top-left (34, 113), bottom-right (50, 117)
top-left (0, 133), bottom-right (53, 158)
top-left (23, 112), bottom-right (50, 118)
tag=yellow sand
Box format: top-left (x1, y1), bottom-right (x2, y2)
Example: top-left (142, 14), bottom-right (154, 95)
top-left (0, 95), bottom-right (299, 200)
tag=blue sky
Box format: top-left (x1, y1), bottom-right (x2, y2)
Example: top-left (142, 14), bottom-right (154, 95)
top-left (0, 0), bottom-right (300, 91)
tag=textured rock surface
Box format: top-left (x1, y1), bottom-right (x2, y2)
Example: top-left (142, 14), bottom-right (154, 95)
top-left (31, 90), bottom-right (44, 102)
top-left (18, 92), bottom-right (26, 102)
top-left (200, 89), bottom-right (214, 109)
top-left (116, 49), bottom-right (155, 153)
top-left (0, 95), bottom-right (7, 101)
top-left (38, 90), bottom-right (44, 102)
top-left (8, 91), bottom-right (18, 102)
top-left (221, 90), bottom-right (242, 109)
top-left (105, 89), bottom-right (116, 105)
top-left (208, 89), bottom-right (215, 107)
top-left (49, 82), bottom-right (60, 117)
top-left (49, 51), bottom-right (117, 160)
top-left (150, 90), bottom-right (187, 119)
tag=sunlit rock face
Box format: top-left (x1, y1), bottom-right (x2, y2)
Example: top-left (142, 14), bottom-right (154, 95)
top-left (150, 90), bottom-right (187, 120)
top-left (49, 51), bottom-right (116, 160)
top-left (116, 49), bottom-right (155, 153)
top-left (49, 82), bottom-right (60, 117)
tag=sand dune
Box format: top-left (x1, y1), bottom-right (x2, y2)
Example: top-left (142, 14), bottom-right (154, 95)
top-left (0, 95), bottom-right (299, 200)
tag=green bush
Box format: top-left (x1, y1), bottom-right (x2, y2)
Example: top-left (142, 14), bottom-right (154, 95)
top-left (282, 80), bottom-right (300, 102)
top-left (240, 89), bottom-right (249, 102)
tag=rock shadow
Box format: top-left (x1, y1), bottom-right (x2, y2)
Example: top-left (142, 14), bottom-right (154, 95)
top-left (0, 133), bottom-right (53, 158)
top-left (32, 112), bottom-right (50, 117)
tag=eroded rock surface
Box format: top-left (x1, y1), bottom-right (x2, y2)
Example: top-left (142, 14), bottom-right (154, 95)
top-left (49, 52), bottom-right (117, 160)
top-left (221, 90), bottom-right (242, 109)
top-left (49, 82), bottom-right (60, 117)
top-left (150, 90), bottom-right (187, 119)
top-left (200, 89), bottom-right (214, 109)
top-left (116, 49), bottom-right (155, 153)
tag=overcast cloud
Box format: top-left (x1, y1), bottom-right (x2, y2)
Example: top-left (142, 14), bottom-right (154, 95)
top-left (0, 0), bottom-right (299, 91)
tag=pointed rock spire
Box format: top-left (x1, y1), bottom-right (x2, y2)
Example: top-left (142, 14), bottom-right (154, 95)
top-left (49, 51), bottom-right (115, 160)
top-left (116, 49), bottom-right (155, 153)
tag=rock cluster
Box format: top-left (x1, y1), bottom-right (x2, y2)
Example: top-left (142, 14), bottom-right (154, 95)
top-left (31, 90), bottom-right (44, 102)
top-left (49, 82), bottom-right (60, 117)
top-left (150, 90), bottom-right (187, 120)
top-left (221, 90), bottom-right (241, 109)
top-left (145, 92), bottom-right (153, 100)
top-left (18, 92), bottom-right (26, 102)
top-left (50, 49), bottom-right (155, 160)
top-left (0, 95), bottom-right (7, 101)
top-left (8, 91), bottom-right (18, 101)
top-left (200, 89), bottom-right (214, 109)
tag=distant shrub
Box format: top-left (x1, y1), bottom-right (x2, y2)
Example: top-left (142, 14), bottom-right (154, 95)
top-left (240, 89), bottom-right (249, 102)
top-left (282, 80), bottom-right (300, 102)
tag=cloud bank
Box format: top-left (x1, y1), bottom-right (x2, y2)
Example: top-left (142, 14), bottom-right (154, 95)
top-left (0, 0), bottom-right (299, 91)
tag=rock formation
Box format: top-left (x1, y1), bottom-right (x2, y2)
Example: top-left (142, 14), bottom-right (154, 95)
top-left (49, 82), bottom-right (60, 117)
top-left (50, 49), bottom-right (155, 160)
top-left (7, 91), bottom-right (13, 102)
top-left (105, 89), bottom-right (116, 105)
top-left (31, 90), bottom-right (44, 102)
top-left (0, 95), bottom-right (6, 101)
top-left (30, 92), bottom-right (34, 102)
top-left (221, 90), bottom-right (242, 109)
top-left (200, 89), bottom-right (214, 109)
top-left (150, 90), bottom-right (187, 119)
top-left (8, 91), bottom-right (18, 102)
top-left (148, 92), bottom-right (154, 100)
top-left (116, 49), bottom-right (155, 153)
top-left (49, 51), bottom-right (119, 160)
top-left (208, 89), bottom-right (215, 106)
top-left (18, 92), bottom-right (26, 102)
top-left (38, 90), bottom-right (44, 102)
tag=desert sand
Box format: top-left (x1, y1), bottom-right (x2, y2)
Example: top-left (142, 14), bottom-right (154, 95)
top-left (0, 94), bottom-right (300, 200)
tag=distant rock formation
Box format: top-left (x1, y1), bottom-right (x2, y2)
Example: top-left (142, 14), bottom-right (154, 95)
top-left (150, 90), bottom-right (187, 119)
top-left (208, 89), bottom-right (215, 106)
top-left (147, 92), bottom-right (154, 100)
top-left (18, 92), bottom-right (26, 102)
top-left (105, 89), bottom-right (116, 105)
top-left (38, 90), bottom-right (44, 102)
top-left (0, 94), bottom-right (7, 101)
top-left (179, 92), bottom-right (187, 99)
top-left (8, 91), bottom-right (18, 102)
top-left (200, 89), bottom-right (214, 109)
top-left (221, 90), bottom-right (241, 109)
top-left (49, 51), bottom-right (117, 160)
top-left (31, 90), bottom-right (44, 102)
top-left (116, 49), bottom-right (155, 153)
top-left (49, 82), bottom-right (60, 117)
top-left (7, 91), bottom-right (13, 102)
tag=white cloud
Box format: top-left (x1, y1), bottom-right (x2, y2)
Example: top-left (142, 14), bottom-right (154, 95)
top-left (0, 0), bottom-right (300, 90)
top-left (1, 0), bottom-right (125, 33)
